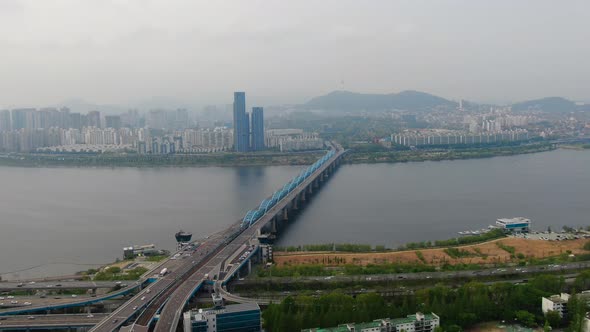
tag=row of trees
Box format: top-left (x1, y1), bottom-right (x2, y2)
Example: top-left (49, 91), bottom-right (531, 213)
top-left (274, 229), bottom-right (507, 254)
top-left (274, 243), bottom-right (378, 253)
top-left (0, 151), bottom-right (324, 167)
top-left (343, 143), bottom-right (556, 165)
top-left (401, 229), bottom-right (506, 250)
top-left (263, 272), bottom-right (590, 332)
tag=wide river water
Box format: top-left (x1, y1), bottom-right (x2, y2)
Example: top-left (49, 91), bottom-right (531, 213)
top-left (1, 149), bottom-right (589, 279)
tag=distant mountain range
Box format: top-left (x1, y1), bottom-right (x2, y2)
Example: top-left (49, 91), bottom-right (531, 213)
top-left (304, 90), bottom-right (585, 113)
top-left (50, 91), bottom-right (586, 114)
top-left (304, 90), bottom-right (457, 112)
top-left (510, 97), bottom-right (578, 113)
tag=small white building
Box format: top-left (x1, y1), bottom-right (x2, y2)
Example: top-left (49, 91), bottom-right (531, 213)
top-left (542, 293), bottom-right (570, 317)
top-left (496, 217), bottom-right (531, 233)
top-left (302, 312), bottom-right (440, 332)
top-left (542, 291), bottom-right (590, 319)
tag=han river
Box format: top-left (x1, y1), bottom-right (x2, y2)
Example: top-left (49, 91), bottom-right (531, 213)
top-left (0, 149), bottom-right (589, 279)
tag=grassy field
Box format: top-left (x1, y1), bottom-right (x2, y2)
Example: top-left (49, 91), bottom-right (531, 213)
top-left (273, 238), bottom-right (589, 267)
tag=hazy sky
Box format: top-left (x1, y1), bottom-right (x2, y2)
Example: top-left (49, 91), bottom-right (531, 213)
top-left (1, 0), bottom-right (589, 108)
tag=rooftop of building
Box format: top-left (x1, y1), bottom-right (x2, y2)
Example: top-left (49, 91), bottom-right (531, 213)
top-left (302, 313), bottom-right (439, 331)
top-left (303, 321), bottom-right (382, 332)
top-left (546, 294), bottom-right (570, 303)
top-left (390, 313), bottom-right (439, 325)
top-left (496, 217), bottom-right (531, 225)
top-left (189, 302), bottom-right (260, 318)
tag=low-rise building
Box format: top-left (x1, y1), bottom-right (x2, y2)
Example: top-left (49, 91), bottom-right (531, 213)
top-left (496, 217), bottom-right (531, 233)
top-left (183, 298), bottom-right (261, 332)
top-left (542, 293), bottom-right (570, 317)
top-left (123, 244), bottom-right (168, 259)
top-left (265, 129), bottom-right (324, 152)
top-left (542, 291), bottom-right (590, 318)
top-left (303, 312), bottom-right (440, 332)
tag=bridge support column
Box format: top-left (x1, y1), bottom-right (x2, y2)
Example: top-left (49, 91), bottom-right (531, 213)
top-left (271, 218), bottom-right (277, 233)
top-left (307, 185), bottom-right (313, 194)
top-left (247, 259), bottom-right (252, 275)
top-left (293, 197), bottom-right (299, 210)
top-left (301, 190), bottom-right (306, 201)
top-left (282, 208), bottom-right (288, 220)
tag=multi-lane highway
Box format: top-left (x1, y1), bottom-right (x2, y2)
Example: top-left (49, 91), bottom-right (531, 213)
top-left (90, 226), bottom-right (241, 332)
top-left (231, 261), bottom-right (590, 288)
top-left (0, 313), bottom-right (107, 330)
top-left (0, 280), bottom-right (124, 291)
top-left (0, 283), bottom-right (141, 316)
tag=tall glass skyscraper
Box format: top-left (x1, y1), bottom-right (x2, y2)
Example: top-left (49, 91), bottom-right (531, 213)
top-left (251, 107), bottom-right (265, 151)
top-left (233, 92), bottom-right (250, 152)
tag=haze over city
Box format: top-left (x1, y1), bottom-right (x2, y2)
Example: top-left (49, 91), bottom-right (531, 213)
top-left (1, 0), bottom-right (590, 108)
top-left (1, 2), bottom-right (590, 332)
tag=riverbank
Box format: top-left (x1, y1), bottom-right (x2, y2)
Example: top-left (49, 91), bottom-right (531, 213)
top-left (343, 142), bottom-right (556, 164)
top-left (0, 143), bottom-right (557, 167)
top-left (560, 143), bottom-right (590, 150)
top-left (0, 151), bottom-right (324, 167)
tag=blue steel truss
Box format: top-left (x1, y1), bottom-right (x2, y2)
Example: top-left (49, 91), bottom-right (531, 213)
top-left (240, 149), bottom-right (337, 229)
top-left (259, 199), bottom-right (275, 213)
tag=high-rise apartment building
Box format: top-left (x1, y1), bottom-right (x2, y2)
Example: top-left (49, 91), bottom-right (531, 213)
top-left (147, 110), bottom-right (167, 129)
top-left (11, 108), bottom-right (35, 129)
top-left (251, 107), bottom-right (264, 151)
top-left (105, 115), bottom-right (122, 129)
top-left (233, 92), bottom-right (250, 152)
top-left (69, 113), bottom-right (82, 130)
top-left (87, 111), bottom-right (101, 128)
top-left (0, 110), bottom-right (11, 131)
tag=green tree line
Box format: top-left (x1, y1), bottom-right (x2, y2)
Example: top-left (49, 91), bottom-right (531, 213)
top-left (263, 272), bottom-right (590, 332)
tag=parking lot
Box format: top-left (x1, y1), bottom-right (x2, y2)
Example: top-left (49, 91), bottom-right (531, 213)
top-left (509, 231), bottom-right (589, 241)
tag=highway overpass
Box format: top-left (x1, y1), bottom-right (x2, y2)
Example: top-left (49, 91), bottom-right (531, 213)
top-left (0, 280), bottom-right (126, 291)
top-left (0, 313), bottom-right (107, 330)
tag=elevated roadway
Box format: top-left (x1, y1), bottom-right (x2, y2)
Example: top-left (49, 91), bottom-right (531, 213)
top-left (230, 261), bottom-right (590, 288)
top-left (0, 280), bottom-right (125, 291)
top-left (90, 227), bottom-right (237, 332)
top-left (0, 313), bottom-right (107, 330)
top-left (0, 283), bottom-right (141, 316)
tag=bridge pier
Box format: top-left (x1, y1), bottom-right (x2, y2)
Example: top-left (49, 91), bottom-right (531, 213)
top-left (301, 190), bottom-right (306, 201)
top-left (307, 184), bottom-right (313, 194)
top-left (282, 208), bottom-right (288, 220)
top-left (293, 196), bottom-right (299, 210)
